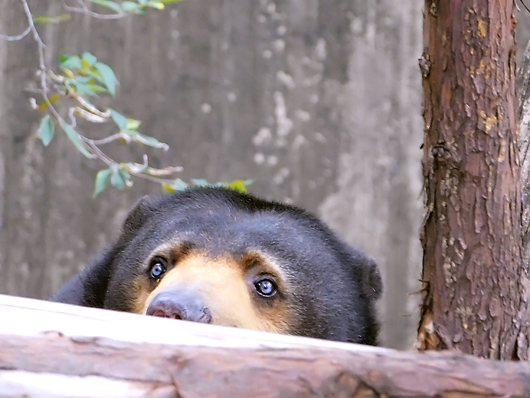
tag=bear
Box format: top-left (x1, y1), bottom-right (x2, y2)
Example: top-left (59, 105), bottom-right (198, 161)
top-left (50, 187), bottom-right (382, 345)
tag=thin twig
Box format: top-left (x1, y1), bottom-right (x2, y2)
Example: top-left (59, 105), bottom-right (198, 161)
top-left (72, 106), bottom-right (108, 123)
top-left (521, 0), bottom-right (530, 13)
top-left (1, 0), bottom-right (39, 42)
top-left (19, 0), bottom-right (54, 127)
top-left (146, 165), bottom-right (184, 176)
top-left (68, 89), bottom-right (111, 118)
top-left (83, 140), bottom-right (179, 184)
top-left (19, 0), bottom-right (48, 91)
top-left (0, 25), bottom-right (32, 41)
top-left (86, 133), bottom-right (123, 145)
top-left (62, 0), bottom-right (126, 20)
top-left (20, 0), bottom-right (45, 50)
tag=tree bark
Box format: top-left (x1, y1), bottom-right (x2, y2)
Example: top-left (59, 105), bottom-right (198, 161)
top-left (3, 294), bottom-right (530, 398)
top-left (418, 0), bottom-right (525, 359)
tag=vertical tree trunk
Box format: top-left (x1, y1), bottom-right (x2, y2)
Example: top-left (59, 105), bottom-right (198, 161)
top-left (418, 0), bottom-right (525, 359)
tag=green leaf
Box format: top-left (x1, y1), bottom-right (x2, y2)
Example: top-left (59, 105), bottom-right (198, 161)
top-left (33, 14), bottom-right (71, 24)
top-left (61, 55), bottom-right (82, 70)
top-left (89, 84), bottom-right (109, 94)
top-left (74, 75), bottom-right (93, 84)
top-left (38, 94), bottom-right (62, 111)
top-left (74, 82), bottom-right (107, 97)
top-left (120, 162), bottom-right (148, 174)
top-left (86, 72), bottom-right (105, 86)
top-left (225, 179), bottom-right (251, 193)
top-left (160, 0), bottom-right (184, 4)
top-left (89, 0), bottom-right (122, 13)
top-left (172, 179), bottom-right (189, 191)
top-left (82, 52), bottom-right (98, 66)
top-left (190, 178), bottom-right (209, 187)
top-left (37, 115), bottom-right (55, 146)
top-left (121, 1), bottom-right (140, 12)
top-left (60, 67), bottom-right (76, 81)
top-left (93, 168), bottom-right (112, 196)
top-left (133, 132), bottom-right (168, 149)
top-left (109, 109), bottom-right (128, 130)
top-left (162, 179), bottom-right (188, 192)
top-left (162, 182), bottom-right (175, 193)
top-left (126, 119), bottom-right (141, 130)
top-left (145, 1), bottom-right (165, 9)
top-left (94, 62), bottom-right (118, 96)
top-left (110, 166), bottom-right (130, 190)
top-left (60, 121), bottom-right (93, 158)
top-left (75, 83), bottom-right (95, 96)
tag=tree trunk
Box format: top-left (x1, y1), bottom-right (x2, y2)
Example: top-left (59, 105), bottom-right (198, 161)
top-left (418, 0), bottom-right (525, 359)
top-left (3, 294), bottom-right (530, 398)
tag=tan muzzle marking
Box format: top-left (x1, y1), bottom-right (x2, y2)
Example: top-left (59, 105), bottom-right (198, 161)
top-left (141, 254), bottom-right (285, 333)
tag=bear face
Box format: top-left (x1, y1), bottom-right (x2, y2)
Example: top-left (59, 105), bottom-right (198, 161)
top-left (51, 187), bottom-right (382, 345)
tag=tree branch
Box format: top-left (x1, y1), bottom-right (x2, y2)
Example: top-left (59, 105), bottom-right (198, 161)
top-left (62, 0), bottom-right (126, 20)
top-left (0, 25), bottom-right (32, 41)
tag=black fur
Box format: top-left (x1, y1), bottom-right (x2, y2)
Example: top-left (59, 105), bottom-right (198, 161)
top-left (51, 187), bottom-right (382, 345)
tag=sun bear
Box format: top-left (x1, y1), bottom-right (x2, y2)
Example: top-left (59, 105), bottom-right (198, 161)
top-left (51, 187), bottom-right (382, 345)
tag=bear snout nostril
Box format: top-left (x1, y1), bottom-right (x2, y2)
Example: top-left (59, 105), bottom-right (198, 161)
top-left (147, 302), bottom-right (185, 319)
top-left (146, 292), bottom-right (211, 324)
top-left (166, 307), bottom-right (184, 320)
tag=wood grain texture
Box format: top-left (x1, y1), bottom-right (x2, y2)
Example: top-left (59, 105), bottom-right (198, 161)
top-left (1, 294), bottom-right (530, 398)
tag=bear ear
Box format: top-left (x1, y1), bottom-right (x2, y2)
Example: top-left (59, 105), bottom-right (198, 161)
top-left (121, 195), bottom-right (157, 236)
top-left (49, 247), bottom-right (115, 308)
top-left (359, 256), bottom-right (383, 301)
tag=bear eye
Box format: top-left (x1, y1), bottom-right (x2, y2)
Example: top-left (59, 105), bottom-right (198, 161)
top-left (149, 258), bottom-right (167, 279)
top-left (254, 278), bottom-right (277, 297)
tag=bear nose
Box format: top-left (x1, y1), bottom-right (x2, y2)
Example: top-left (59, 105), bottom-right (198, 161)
top-left (146, 291), bottom-right (212, 323)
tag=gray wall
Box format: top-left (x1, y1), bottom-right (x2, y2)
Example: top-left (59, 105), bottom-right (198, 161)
top-left (5, 1), bottom-right (525, 349)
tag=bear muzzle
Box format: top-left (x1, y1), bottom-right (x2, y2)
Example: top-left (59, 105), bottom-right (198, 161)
top-left (145, 290), bottom-right (212, 324)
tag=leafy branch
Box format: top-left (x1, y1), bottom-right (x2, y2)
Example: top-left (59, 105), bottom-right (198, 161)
top-left (63, 0), bottom-right (182, 20)
top-left (1, 0), bottom-right (250, 196)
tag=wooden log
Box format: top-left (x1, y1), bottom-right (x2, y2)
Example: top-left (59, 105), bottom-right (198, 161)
top-left (1, 294), bottom-right (530, 397)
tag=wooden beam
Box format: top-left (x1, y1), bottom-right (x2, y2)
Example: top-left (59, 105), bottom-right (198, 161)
top-left (1, 294), bottom-right (529, 397)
